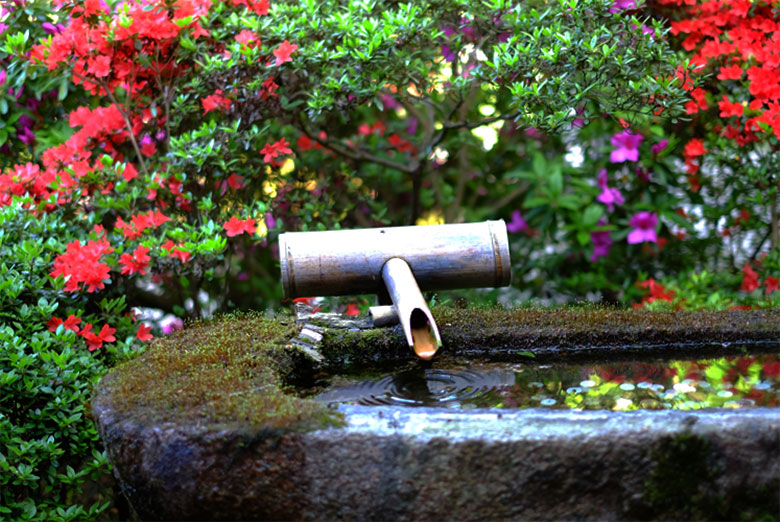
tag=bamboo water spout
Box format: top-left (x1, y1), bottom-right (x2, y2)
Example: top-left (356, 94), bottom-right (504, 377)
top-left (278, 220), bottom-right (511, 359)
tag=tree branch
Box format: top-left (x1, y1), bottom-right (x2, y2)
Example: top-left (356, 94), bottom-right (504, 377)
top-left (295, 115), bottom-right (419, 173)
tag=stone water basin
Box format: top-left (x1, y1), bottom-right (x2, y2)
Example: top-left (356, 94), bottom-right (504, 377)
top-left (92, 308), bottom-right (780, 521)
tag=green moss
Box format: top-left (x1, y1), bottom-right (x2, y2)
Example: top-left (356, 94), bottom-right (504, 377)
top-left (431, 306), bottom-right (780, 356)
top-left (95, 312), bottom-right (344, 433)
top-left (634, 434), bottom-right (779, 521)
top-left (318, 327), bottom-right (408, 370)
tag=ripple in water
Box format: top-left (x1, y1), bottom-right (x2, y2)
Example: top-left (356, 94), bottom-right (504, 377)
top-left (314, 368), bottom-right (514, 408)
top-left (311, 354), bottom-right (780, 411)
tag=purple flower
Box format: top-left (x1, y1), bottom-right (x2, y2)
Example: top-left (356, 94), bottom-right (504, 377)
top-left (442, 44), bottom-right (456, 62)
top-left (596, 170), bottom-right (624, 211)
top-left (459, 17), bottom-right (476, 41)
top-left (590, 224), bottom-right (613, 262)
top-left (506, 210), bottom-right (528, 233)
top-left (635, 166), bottom-right (650, 182)
top-left (610, 130), bottom-right (643, 163)
top-left (651, 139), bottom-right (669, 156)
top-left (0, 23), bottom-right (7, 35)
top-left (380, 94), bottom-right (400, 111)
top-left (0, 68), bottom-right (5, 87)
top-left (25, 97), bottom-right (40, 112)
top-left (161, 317), bottom-right (183, 335)
top-left (627, 211), bottom-right (658, 244)
top-left (42, 22), bottom-right (59, 35)
top-left (441, 27), bottom-right (457, 38)
top-left (609, 0), bottom-right (636, 12)
top-left (140, 135), bottom-right (153, 147)
top-left (264, 212), bottom-right (277, 229)
top-left (524, 127), bottom-right (542, 139)
top-left (407, 117), bottom-right (418, 135)
top-left (17, 127), bottom-right (35, 145)
top-left (17, 115), bottom-right (34, 130)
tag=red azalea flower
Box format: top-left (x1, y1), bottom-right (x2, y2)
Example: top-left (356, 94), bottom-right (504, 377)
top-left (50, 238), bottom-right (113, 293)
top-left (119, 245), bottom-right (152, 276)
top-left (81, 323), bottom-right (115, 351)
top-left (47, 314), bottom-right (82, 333)
top-left (683, 138), bottom-right (707, 158)
top-left (273, 40), bottom-right (298, 66)
top-left (137, 323), bottom-right (153, 342)
top-left (718, 96), bottom-right (744, 118)
top-left (202, 89), bottom-right (232, 114)
top-left (765, 276), bottom-right (779, 293)
top-left (740, 263), bottom-right (759, 292)
top-left (260, 138), bottom-right (292, 163)
top-left (717, 64), bottom-right (743, 81)
top-left (227, 173), bottom-right (245, 189)
top-left (224, 216), bottom-right (257, 237)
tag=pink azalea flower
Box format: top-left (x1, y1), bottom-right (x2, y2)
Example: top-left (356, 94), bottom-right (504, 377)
top-left (627, 211), bottom-right (658, 244)
top-left (596, 169), bottom-right (624, 211)
top-left (610, 131), bottom-right (643, 163)
top-left (506, 210), bottom-right (528, 233)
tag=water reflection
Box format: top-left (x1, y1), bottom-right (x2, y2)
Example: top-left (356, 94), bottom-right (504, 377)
top-left (315, 367), bottom-right (514, 407)
top-left (312, 354), bottom-right (780, 411)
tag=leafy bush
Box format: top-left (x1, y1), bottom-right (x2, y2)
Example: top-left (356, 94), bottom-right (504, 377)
top-left (0, 200), bottom-right (138, 521)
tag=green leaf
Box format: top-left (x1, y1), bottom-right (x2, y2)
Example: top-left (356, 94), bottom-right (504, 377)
top-left (57, 78), bottom-right (69, 101)
top-left (582, 204), bottom-right (604, 227)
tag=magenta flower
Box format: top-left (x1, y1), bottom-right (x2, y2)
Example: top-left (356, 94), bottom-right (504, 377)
top-left (0, 69), bottom-right (5, 87)
top-left (610, 130), bottom-right (643, 163)
top-left (609, 0), bottom-right (636, 12)
top-left (380, 94), bottom-right (400, 111)
top-left (407, 117), bottom-right (418, 135)
top-left (265, 212), bottom-right (277, 229)
top-left (442, 44), bottom-right (456, 62)
top-left (590, 230), bottom-right (613, 262)
top-left (596, 169), bottom-right (624, 211)
top-left (506, 210), bottom-right (528, 233)
top-left (17, 127), bottom-right (35, 145)
top-left (161, 317), bottom-right (183, 335)
top-left (635, 166), bottom-right (650, 182)
top-left (627, 212), bottom-right (658, 244)
top-left (651, 139), bottom-right (669, 156)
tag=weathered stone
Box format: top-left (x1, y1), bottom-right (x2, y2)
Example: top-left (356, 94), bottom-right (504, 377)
top-left (92, 308), bottom-right (780, 520)
top-left (93, 400), bottom-right (779, 521)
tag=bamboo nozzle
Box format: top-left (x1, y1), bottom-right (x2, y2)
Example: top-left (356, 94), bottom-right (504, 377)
top-left (381, 258), bottom-right (442, 360)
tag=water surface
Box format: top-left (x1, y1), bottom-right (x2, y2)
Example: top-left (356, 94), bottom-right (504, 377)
top-left (310, 353), bottom-right (780, 411)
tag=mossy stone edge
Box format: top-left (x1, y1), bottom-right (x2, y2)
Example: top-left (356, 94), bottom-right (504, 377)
top-left (94, 307), bottom-right (780, 436)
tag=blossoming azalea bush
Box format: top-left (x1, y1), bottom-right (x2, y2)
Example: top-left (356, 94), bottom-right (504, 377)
top-left (0, 200), bottom-right (140, 522)
top-left (0, 0), bottom-right (87, 167)
top-left (506, 0), bottom-right (778, 306)
top-left (0, 0), bottom-right (693, 318)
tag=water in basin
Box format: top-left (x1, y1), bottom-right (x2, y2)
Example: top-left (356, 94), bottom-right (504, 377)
top-left (310, 353), bottom-right (780, 410)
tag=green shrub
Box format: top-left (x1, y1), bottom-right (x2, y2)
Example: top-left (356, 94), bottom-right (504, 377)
top-left (0, 200), bottom-right (138, 522)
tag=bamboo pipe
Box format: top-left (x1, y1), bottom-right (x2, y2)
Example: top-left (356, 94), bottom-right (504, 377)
top-left (381, 258), bottom-right (442, 359)
top-left (278, 220), bottom-right (512, 359)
